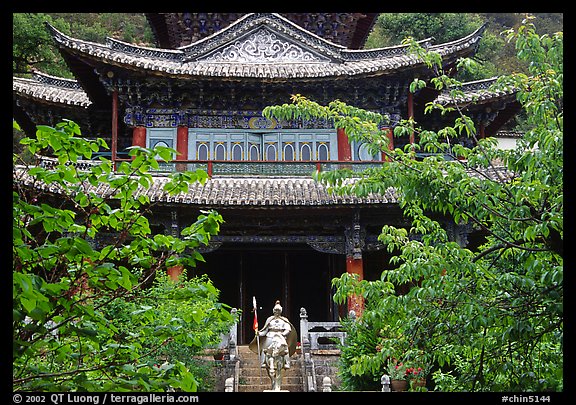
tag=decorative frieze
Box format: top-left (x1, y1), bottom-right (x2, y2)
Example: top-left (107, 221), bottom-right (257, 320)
top-left (123, 107), bottom-right (334, 129)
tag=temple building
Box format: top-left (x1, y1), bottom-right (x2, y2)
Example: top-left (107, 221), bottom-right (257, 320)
top-left (13, 13), bottom-right (521, 344)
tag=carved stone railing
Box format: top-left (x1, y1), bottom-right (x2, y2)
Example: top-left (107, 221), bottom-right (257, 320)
top-left (300, 307), bottom-right (347, 351)
top-left (218, 308), bottom-right (240, 392)
top-left (299, 307), bottom-right (353, 392)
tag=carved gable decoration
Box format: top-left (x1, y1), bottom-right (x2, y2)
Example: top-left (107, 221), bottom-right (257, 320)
top-left (181, 13), bottom-right (341, 63)
top-left (198, 27), bottom-right (329, 63)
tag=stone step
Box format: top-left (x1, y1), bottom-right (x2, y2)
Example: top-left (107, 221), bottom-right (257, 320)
top-left (240, 367), bottom-right (301, 375)
top-left (240, 363), bottom-right (302, 376)
top-left (237, 376), bottom-right (303, 392)
top-left (238, 384), bottom-right (303, 392)
top-left (241, 375), bottom-right (302, 384)
top-left (240, 354), bottom-right (300, 362)
top-left (239, 362), bottom-right (301, 371)
top-left (236, 345), bottom-right (304, 392)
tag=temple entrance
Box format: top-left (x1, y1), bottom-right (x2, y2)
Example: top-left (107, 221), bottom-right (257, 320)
top-left (191, 244), bottom-right (344, 344)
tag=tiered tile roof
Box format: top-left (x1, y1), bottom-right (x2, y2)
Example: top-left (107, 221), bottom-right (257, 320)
top-left (45, 13), bottom-right (486, 81)
top-left (435, 77), bottom-right (517, 107)
top-left (14, 157), bottom-right (515, 208)
top-left (13, 163), bottom-right (398, 207)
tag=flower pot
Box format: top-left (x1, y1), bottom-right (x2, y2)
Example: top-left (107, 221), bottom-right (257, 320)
top-left (410, 378), bottom-right (426, 389)
top-left (390, 379), bottom-right (408, 392)
top-left (212, 351), bottom-right (225, 360)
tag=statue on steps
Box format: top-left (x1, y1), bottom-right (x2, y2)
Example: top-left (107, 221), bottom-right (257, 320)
top-left (249, 300), bottom-right (297, 391)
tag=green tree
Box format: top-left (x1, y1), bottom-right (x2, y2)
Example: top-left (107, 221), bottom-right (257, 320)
top-left (366, 13), bottom-right (484, 47)
top-left (12, 13), bottom-right (72, 77)
top-left (263, 16), bottom-right (562, 392)
top-left (365, 13), bottom-right (562, 81)
top-left (13, 13), bottom-right (155, 78)
top-left (13, 120), bottom-right (236, 391)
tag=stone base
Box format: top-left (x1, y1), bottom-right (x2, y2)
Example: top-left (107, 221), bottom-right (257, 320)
top-left (263, 390), bottom-right (290, 392)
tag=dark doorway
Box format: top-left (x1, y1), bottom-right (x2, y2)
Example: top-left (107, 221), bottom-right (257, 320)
top-left (243, 251), bottom-right (286, 343)
top-left (191, 245), bottom-right (340, 344)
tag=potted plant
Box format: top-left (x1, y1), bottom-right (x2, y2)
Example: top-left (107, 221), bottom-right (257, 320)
top-left (387, 360), bottom-right (408, 391)
top-left (406, 366), bottom-right (427, 390)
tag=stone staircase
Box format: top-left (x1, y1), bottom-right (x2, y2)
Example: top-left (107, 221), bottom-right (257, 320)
top-left (236, 345), bottom-right (304, 392)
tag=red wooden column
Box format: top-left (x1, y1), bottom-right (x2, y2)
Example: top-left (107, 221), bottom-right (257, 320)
top-left (111, 89), bottom-right (118, 170)
top-left (346, 256), bottom-right (365, 316)
top-left (167, 265), bottom-right (183, 281)
top-left (345, 211), bottom-right (365, 316)
top-left (167, 210), bottom-right (183, 281)
top-left (176, 126), bottom-right (188, 160)
top-left (337, 127), bottom-right (352, 161)
top-left (132, 126), bottom-right (147, 150)
top-left (478, 123), bottom-right (486, 139)
top-left (407, 91), bottom-right (415, 147)
top-left (176, 126), bottom-right (188, 172)
top-left (381, 127), bottom-right (394, 162)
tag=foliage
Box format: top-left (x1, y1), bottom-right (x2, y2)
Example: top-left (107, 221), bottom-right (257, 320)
top-left (365, 13), bottom-right (562, 80)
top-left (264, 17), bottom-right (562, 392)
top-left (13, 119), bottom-right (236, 391)
top-left (12, 13), bottom-right (154, 77)
top-left (335, 316), bottom-right (382, 391)
top-left (98, 271), bottom-right (230, 392)
top-left (12, 13), bottom-right (73, 77)
top-left (367, 13), bottom-right (484, 47)
top-left (48, 13), bottom-right (154, 45)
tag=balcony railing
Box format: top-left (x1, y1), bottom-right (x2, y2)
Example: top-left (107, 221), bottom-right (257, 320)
top-left (37, 154), bottom-right (457, 177)
top-left (88, 158), bottom-right (384, 177)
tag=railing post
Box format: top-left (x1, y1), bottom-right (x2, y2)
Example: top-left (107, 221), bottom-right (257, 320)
top-left (322, 376), bottom-right (332, 392)
top-left (381, 375), bottom-right (391, 392)
top-left (225, 377), bottom-right (234, 392)
top-left (300, 307), bottom-right (317, 392)
top-left (300, 307), bottom-right (310, 353)
top-left (228, 308), bottom-right (238, 361)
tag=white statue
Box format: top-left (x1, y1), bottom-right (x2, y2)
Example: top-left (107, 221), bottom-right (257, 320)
top-left (249, 301), bottom-right (297, 391)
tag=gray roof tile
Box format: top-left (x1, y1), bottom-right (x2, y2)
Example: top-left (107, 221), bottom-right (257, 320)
top-left (13, 163), bottom-right (399, 207)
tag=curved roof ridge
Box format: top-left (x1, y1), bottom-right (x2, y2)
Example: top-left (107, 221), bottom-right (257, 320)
top-left (105, 36), bottom-right (183, 59)
top-left (341, 37), bottom-right (433, 60)
top-left (429, 23), bottom-right (487, 51)
top-left (46, 21), bottom-right (186, 62)
top-left (45, 22), bottom-right (111, 52)
top-left (13, 72), bottom-right (91, 107)
top-left (30, 70), bottom-right (82, 89)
